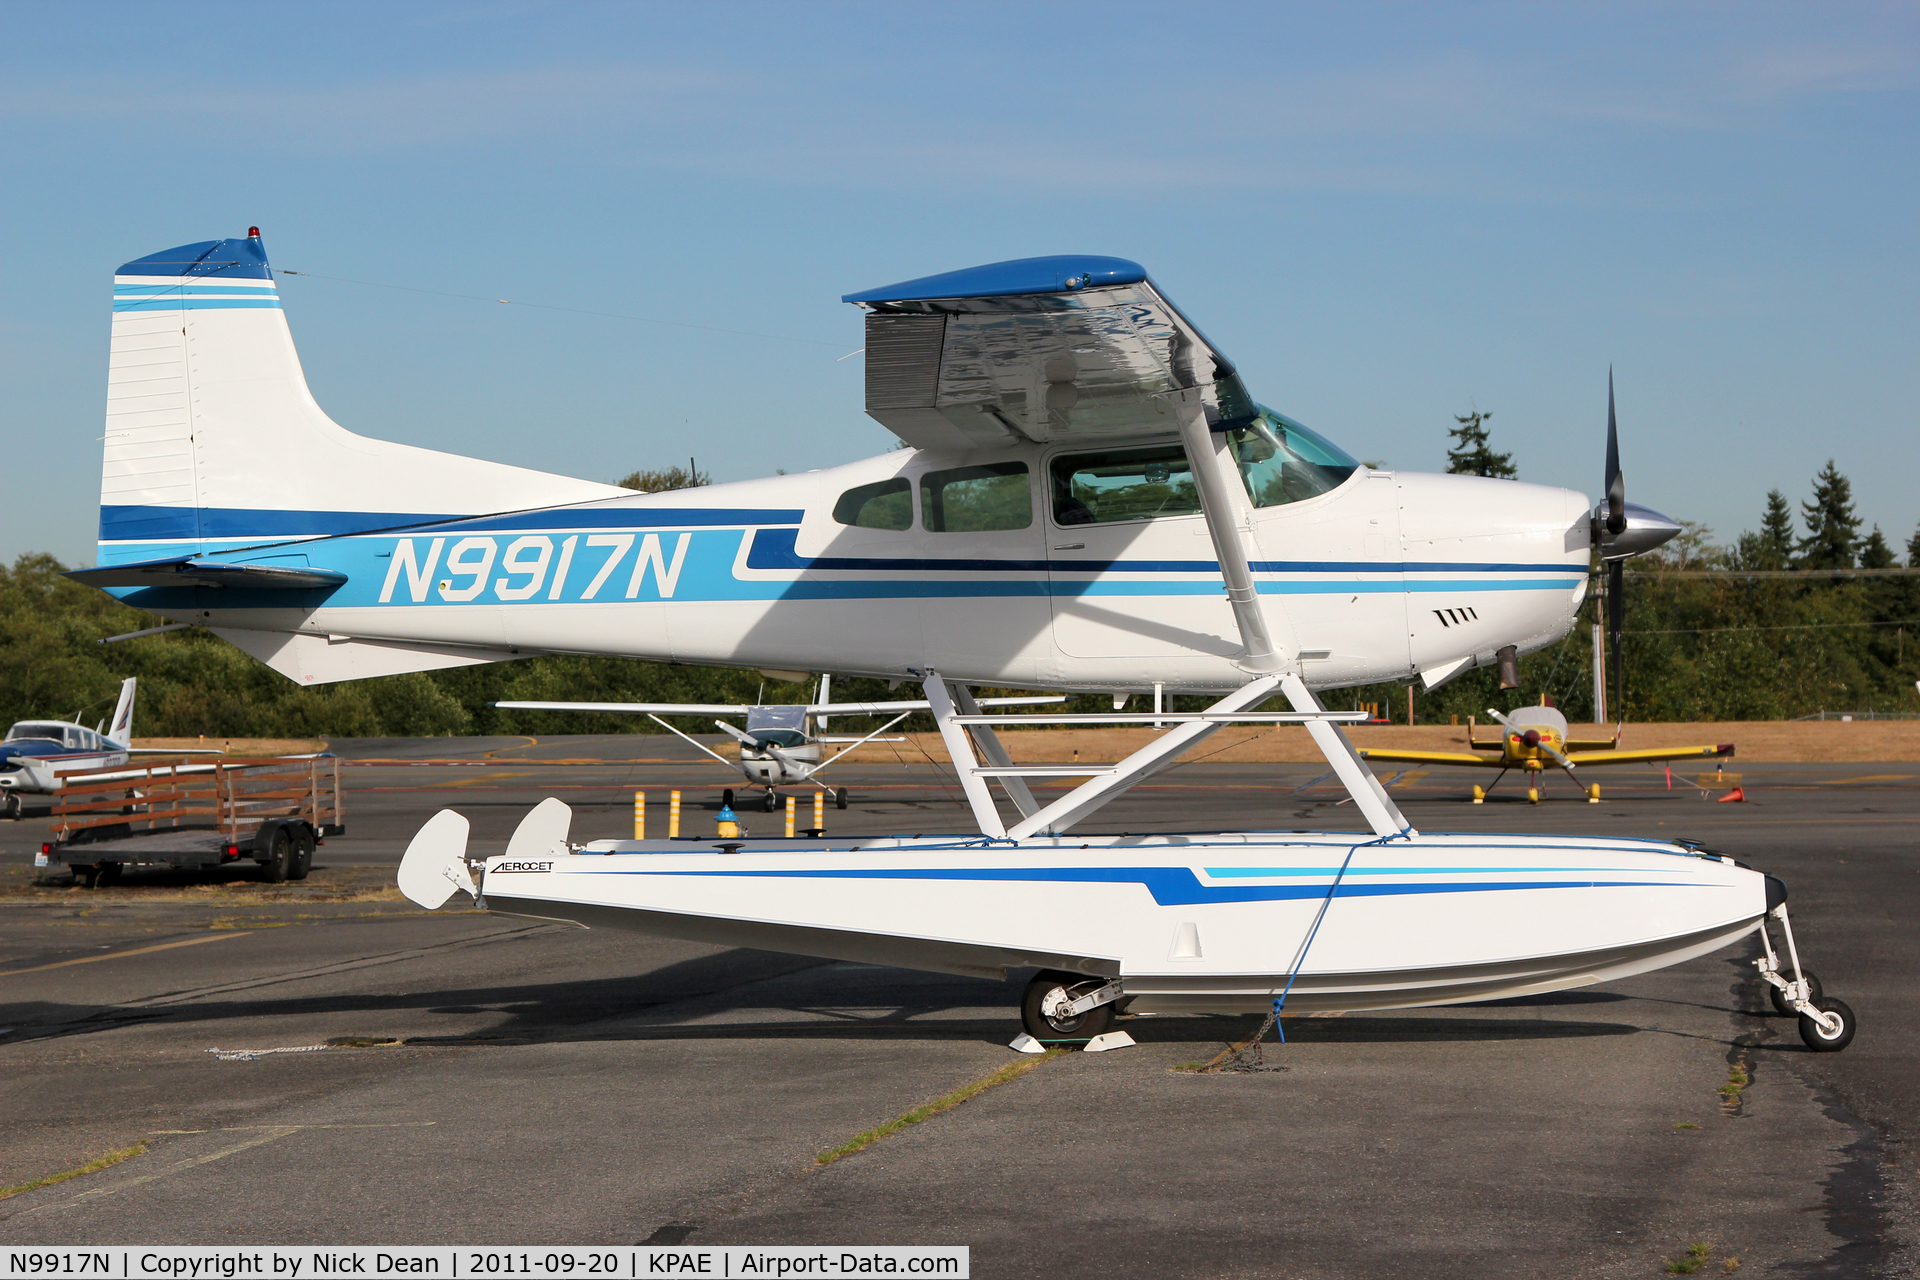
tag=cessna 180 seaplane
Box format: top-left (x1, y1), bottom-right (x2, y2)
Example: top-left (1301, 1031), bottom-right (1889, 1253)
top-left (495, 676), bottom-right (1064, 811)
top-left (72, 232), bottom-right (1854, 1052)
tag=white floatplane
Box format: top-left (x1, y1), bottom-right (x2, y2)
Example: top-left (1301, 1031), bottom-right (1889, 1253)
top-left (72, 234), bottom-right (1852, 1052)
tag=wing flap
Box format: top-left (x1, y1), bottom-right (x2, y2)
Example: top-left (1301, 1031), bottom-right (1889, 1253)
top-left (847, 256), bottom-right (1251, 449)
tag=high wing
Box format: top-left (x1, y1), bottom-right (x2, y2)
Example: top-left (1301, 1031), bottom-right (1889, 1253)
top-left (1565, 744), bottom-right (1734, 767)
top-left (845, 256), bottom-right (1255, 451)
top-left (1356, 749), bottom-right (1505, 768)
top-left (497, 696), bottom-right (1065, 716)
top-left (496, 701), bottom-right (751, 716)
top-left (812, 696), bottom-right (1065, 715)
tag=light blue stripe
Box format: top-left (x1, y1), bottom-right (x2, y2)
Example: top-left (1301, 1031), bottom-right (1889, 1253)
top-left (113, 298), bottom-right (283, 311)
top-left (114, 284), bottom-right (278, 296)
top-left (1204, 865), bottom-right (1655, 877)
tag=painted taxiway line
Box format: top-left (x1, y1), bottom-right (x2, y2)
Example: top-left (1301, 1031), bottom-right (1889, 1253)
top-left (0, 931), bottom-right (245, 977)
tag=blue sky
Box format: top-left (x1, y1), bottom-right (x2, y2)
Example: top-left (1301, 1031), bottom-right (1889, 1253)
top-left (3, 1), bottom-right (1915, 565)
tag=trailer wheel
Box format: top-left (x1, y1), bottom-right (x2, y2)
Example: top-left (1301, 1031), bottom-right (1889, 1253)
top-left (289, 827), bottom-right (315, 881)
top-left (94, 862), bottom-right (122, 889)
top-left (258, 827), bottom-right (293, 883)
top-left (76, 865), bottom-right (99, 889)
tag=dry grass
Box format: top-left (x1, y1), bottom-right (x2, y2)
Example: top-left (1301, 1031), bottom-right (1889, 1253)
top-left (0, 1141), bottom-right (147, 1200)
top-left (0, 864), bottom-right (405, 903)
top-left (814, 1052), bottom-right (1059, 1167)
top-left (130, 737), bottom-right (327, 755)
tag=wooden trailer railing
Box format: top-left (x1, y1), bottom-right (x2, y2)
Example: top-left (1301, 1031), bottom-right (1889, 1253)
top-left (49, 755), bottom-right (343, 844)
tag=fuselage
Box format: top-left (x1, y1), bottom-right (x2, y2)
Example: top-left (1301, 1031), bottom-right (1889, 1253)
top-left (0, 722), bottom-right (130, 794)
top-left (108, 436), bottom-right (1592, 695)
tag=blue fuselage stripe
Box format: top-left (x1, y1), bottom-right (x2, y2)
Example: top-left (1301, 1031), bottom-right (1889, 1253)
top-left (605, 866), bottom-right (1686, 906)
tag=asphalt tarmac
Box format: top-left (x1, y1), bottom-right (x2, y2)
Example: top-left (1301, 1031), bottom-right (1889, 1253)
top-left (1, 735), bottom-right (1914, 1277)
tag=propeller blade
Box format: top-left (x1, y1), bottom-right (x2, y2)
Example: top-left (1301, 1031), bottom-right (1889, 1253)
top-left (1485, 706), bottom-right (1578, 776)
top-left (1604, 369), bottom-right (1626, 535)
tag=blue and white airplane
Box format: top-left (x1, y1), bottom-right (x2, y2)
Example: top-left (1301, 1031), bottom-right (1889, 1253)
top-left (73, 231), bottom-right (1854, 1052)
top-left (0, 677), bottom-right (219, 816)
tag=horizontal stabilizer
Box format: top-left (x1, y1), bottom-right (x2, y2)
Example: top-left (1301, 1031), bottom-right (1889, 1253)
top-left (68, 557), bottom-right (347, 591)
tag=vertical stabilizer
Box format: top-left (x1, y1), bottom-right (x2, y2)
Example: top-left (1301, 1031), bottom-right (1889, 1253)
top-left (106, 677), bottom-right (136, 748)
top-left (100, 230), bottom-right (624, 566)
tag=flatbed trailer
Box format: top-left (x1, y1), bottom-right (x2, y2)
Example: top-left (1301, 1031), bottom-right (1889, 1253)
top-left (37, 755), bottom-right (345, 888)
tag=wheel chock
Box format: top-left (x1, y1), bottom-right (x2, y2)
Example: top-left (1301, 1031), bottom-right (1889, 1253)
top-left (1008, 1033), bottom-right (1048, 1054)
top-left (1718, 787), bottom-right (1746, 803)
top-left (1083, 1031), bottom-right (1137, 1053)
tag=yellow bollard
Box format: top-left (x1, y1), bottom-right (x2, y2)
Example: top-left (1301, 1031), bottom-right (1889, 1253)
top-left (669, 790), bottom-right (681, 838)
top-left (633, 791), bottom-right (645, 840)
top-left (814, 790), bottom-right (824, 834)
top-left (785, 795), bottom-right (796, 838)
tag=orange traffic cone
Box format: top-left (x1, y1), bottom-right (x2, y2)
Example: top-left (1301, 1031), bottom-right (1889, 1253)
top-left (1717, 787), bottom-right (1746, 804)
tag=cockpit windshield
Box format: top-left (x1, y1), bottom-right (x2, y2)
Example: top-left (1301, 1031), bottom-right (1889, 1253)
top-left (749, 730), bottom-right (808, 749)
top-left (1225, 406), bottom-right (1360, 508)
top-left (744, 706), bottom-right (808, 750)
top-left (7, 723), bottom-right (69, 746)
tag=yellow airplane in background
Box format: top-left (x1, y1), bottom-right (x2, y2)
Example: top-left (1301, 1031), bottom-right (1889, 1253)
top-left (1357, 703), bottom-right (1734, 804)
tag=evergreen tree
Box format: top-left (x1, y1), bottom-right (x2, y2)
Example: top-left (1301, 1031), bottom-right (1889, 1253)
top-left (1860, 526), bottom-right (1895, 569)
top-left (1797, 460), bottom-right (1861, 570)
top-left (1445, 409), bottom-right (1516, 479)
top-left (1907, 522), bottom-right (1920, 569)
top-left (1759, 489), bottom-right (1797, 569)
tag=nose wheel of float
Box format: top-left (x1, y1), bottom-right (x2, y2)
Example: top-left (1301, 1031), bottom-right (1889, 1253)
top-left (1755, 904), bottom-right (1857, 1052)
top-left (1021, 970), bottom-right (1120, 1045)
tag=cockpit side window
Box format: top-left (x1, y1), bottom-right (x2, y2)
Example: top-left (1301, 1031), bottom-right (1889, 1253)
top-left (832, 478), bottom-right (913, 530)
top-left (1227, 407), bottom-right (1360, 508)
top-left (1050, 445), bottom-right (1200, 525)
top-left (920, 462), bottom-right (1031, 532)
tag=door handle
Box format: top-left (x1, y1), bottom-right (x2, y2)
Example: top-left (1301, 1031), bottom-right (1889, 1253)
top-left (1051, 543), bottom-right (1085, 550)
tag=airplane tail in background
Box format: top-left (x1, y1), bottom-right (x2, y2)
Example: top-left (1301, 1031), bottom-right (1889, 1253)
top-left (106, 677), bottom-right (136, 748)
top-left (99, 230), bottom-right (622, 567)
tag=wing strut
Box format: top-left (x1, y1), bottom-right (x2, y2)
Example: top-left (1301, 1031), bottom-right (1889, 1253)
top-left (1169, 387), bottom-right (1283, 674)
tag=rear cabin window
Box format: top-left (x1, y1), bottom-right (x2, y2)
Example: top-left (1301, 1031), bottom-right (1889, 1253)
top-left (1050, 445), bottom-right (1200, 525)
top-left (832, 478), bottom-right (912, 530)
top-left (919, 462), bottom-right (1031, 532)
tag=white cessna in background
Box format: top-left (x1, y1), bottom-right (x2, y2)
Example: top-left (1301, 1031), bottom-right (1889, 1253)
top-left (497, 676), bottom-right (1064, 812)
top-left (74, 232), bottom-right (1853, 1052)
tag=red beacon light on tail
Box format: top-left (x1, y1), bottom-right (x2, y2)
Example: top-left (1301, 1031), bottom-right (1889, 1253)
top-left (248, 226), bottom-right (260, 238)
